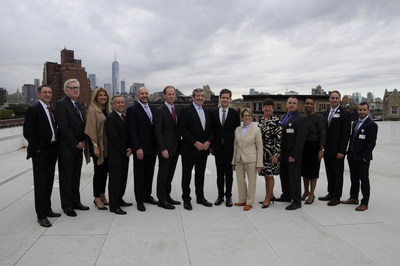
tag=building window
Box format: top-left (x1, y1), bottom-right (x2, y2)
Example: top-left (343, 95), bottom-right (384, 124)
top-left (276, 103), bottom-right (282, 111)
top-left (392, 106), bottom-right (398, 115)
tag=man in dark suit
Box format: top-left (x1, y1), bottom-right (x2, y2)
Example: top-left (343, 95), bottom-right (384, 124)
top-left (126, 87), bottom-right (158, 212)
top-left (277, 97), bottom-right (308, 210)
top-left (179, 88), bottom-right (214, 210)
top-left (342, 102), bottom-right (377, 211)
top-left (319, 90), bottom-right (351, 206)
top-left (55, 79), bottom-right (89, 217)
top-left (23, 85), bottom-right (61, 227)
top-left (154, 86), bottom-right (181, 210)
top-left (106, 95), bottom-right (132, 215)
top-left (210, 89), bottom-right (240, 207)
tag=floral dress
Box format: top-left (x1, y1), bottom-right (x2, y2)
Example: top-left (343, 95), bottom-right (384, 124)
top-left (258, 115), bottom-right (282, 176)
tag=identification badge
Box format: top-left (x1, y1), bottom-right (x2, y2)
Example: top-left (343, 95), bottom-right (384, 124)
top-left (359, 134), bottom-right (366, 139)
top-left (286, 128), bottom-right (294, 133)
top-left (333, 114), bottom-right (340, 118)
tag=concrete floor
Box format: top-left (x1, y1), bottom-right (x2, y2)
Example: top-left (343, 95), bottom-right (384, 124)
top-left (0, 141), bottom-right (399, 266)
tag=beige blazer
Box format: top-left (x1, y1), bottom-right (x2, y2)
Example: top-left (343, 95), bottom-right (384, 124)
top-left (232, 123), bottom-right (263, 167)
top-left (84, 105), bottom-right (108, 165)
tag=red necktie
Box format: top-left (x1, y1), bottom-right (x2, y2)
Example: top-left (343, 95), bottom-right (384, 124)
top-left (171, 107), bottom-right (177, 124)
top-left (47, 107), bottom-right (57, 134)
top-left (121, 114), bottom-right (126, 122)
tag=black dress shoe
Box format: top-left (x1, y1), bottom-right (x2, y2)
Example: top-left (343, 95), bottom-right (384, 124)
top-left (183, 201), bottom-right (192, 210)
top-left (318, 194), bottom-right (332, 201)
top-left (225, 198), bottom-right (233, 207)
top-left (137, 203), bottom-right (146, 212)
top-left (120, 200), bottom-right (133, 207)
top-left (47, 210), bottom-right (61, 217)
top-left (327, 198), bottom-right (340, 206)
top-left (158, 201), bottom-right (175, 210)
top-left (112, 208), bottom-right (127, 215)
top-left (167, 197), bottom-right (181, 205)
top-left (63, 208), bottom-right (77, 217)
top-left (285, 204), bottom-right (301, 210)
top-left (144, 196), bottom-right (158, 205)
top-left (38, 218), bottom-right (52, 227)
top-left (197, 198), bottom-right (213, 207)
top-left (74, 203), bottom-right (90, 210)
top-left (214, 198), bottom-right (224, 206)
top-left (275, 197), bottom-right (291, 202)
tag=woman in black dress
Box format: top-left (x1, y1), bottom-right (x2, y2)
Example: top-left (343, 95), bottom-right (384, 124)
top-left (258, 98), bottom-right (282, 208)
top-left (301, 98), bottom-right (326, 204)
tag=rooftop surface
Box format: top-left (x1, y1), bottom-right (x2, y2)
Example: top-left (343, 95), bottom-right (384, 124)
top-left (0, 124), bottom-right (399, 266)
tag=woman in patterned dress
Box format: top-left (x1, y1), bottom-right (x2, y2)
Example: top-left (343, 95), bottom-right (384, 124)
top-left (258, 98), bottom-right (282, 208)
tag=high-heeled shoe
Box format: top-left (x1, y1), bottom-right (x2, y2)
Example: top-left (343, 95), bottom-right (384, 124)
top-left (301, 193), bottom-right (310, 201)
top-left (261, 203), bottom-right (269, 209)
top-left (260, 196), bottom-right (276, 205)
top-left (94, 200), bottom-right (108, 210)
top-left (101, 198), bottom-right (109, 206)
top-left (305, 195), bottom-right (315, 205)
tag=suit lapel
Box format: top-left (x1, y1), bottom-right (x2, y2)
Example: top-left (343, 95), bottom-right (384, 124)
top-left (190, 104), bottom-right (203, 131)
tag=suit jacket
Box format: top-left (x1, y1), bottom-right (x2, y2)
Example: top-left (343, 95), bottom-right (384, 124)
top-left (323, 106), bottom-right (351, 156)
top-left (347, 117), bottom-right (378, 161)
top-left (210, 107), bottom-right (240, 155)
top-left (23, 102), bottom-right (55, 159)
top-left (106, 110), bottom-right (130, 166)
top-left (280, 111), bottom-right (308, 162)
top-left (55, 96), bottom-right (86, 155)
top-left (126, 102), bottom-right (157, 155)
top-left (178, 103), bottom-right (213, 157)
top-left (232, 123), bottom-right (263, 167)
top-left (154, 104), bottom-right (181, 156)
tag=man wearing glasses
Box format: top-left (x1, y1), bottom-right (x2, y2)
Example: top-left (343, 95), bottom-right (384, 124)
top-left (55, 79), bottom-right (89, 217)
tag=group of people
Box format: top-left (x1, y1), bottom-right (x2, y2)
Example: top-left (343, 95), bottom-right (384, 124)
top-left (23, 81), bottom-right (378, 228)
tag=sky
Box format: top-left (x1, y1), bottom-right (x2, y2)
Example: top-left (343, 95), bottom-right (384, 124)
top-left (1, 0), bottom-right (399, 99)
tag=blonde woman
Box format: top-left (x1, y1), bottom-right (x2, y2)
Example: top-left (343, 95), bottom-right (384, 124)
top-left (84, 87), bottom-right (112, 210)
top-left (232, 108), bottom-right (263, 211)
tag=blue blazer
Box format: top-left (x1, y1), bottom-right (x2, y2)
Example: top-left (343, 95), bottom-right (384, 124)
top-left (347, 117), bottom-right (378, 161)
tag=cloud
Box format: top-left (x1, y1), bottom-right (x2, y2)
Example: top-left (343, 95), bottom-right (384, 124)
top-left (1, 0), bottom-right (399, 99)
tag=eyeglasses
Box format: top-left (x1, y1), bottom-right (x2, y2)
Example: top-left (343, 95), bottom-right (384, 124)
top-left (67, 86), bottom-right (80, 90)
top-left (243, 114), bottom-right (252, 117)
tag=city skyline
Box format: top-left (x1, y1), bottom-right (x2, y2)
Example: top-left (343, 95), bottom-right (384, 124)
top-left (1, 1), bottom-right (400, 99)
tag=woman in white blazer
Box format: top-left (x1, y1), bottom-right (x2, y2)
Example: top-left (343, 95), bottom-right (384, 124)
top-left (232, 108), bottom-right (263, 211)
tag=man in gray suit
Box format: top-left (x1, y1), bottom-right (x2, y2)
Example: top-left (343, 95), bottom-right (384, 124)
top-left (154, 86), bottom-right (181, 209)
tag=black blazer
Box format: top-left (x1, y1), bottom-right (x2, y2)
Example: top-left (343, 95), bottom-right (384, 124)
top-left (154, 104), bottom-right (181, 156)
top-left (126, 102), bottom-right (157, 155)
top-left (323, 106), bottom-right (351, 156)
top-left (347, 117), bottom-right (378, 161)
top-left (280, 111), bottom-right (308, 162)
top-left (106, 110), bottom-right (130, 166)
top-left (210, 107), bottom-right (240, 155)
top-left (178, 103), bottom-right (213, 157)
top-left (55, 96), bottom-right (86, 153)
top-left (23, 102), bottom-right (55, 159)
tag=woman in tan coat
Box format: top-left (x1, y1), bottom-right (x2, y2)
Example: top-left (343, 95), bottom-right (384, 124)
top-left (232, 108), bottom-right (263, 211)
top-left (84, 87), bottom-right (111, 210)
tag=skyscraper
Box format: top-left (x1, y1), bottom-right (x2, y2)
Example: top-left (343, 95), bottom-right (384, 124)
top-left (43, 48), bottom-right (91, 106)
top-left (112, 54), bottom-right (119, 96)
top-left (120, 79), bottom-right (126, 94)
top-left (23, 84), bottom-right (37, 105)
top-left (34, 79), bottom-right (40, 90)
top-left (88, 74), bottom-right (96, 91)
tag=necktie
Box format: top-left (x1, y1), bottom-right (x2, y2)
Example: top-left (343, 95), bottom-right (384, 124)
top-left (144, 105), bottom-right (153, 123)
top-left (281, 113), bottom-right (291, 126)
top-left (328, 109), bottom-right (335, 125)
top-left (121, 113), bottom-right (126, 122)
top-left (74, 102), bottom-right (83, 121)
top-left (47, 107), bottom-right (57, 134)
top-left (198, 107), bottom-right (205, 130)
top-left (351, 120), bottom-right (362, 150)
top-left (221, 109), bottom-right (226, 126)
top-left (171, 106), bottom-right (177, 124)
